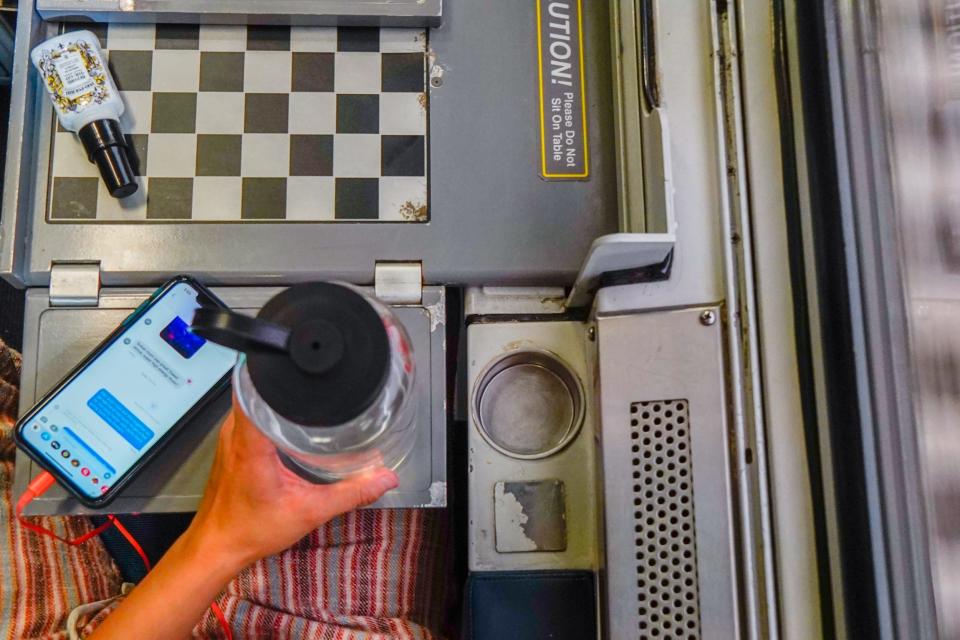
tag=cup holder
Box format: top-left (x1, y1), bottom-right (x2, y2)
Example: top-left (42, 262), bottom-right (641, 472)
top-left (473, 350), bottom-right (585, 459)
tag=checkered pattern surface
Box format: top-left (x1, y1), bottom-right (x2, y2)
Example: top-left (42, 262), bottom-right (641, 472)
top-left (47, 24), bottom-right (428, 222)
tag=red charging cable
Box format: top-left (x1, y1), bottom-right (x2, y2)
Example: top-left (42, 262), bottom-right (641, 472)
top-left (17, 472), bottom-right (233, 639)
top-left (15, 473), bottom-right (112, 544)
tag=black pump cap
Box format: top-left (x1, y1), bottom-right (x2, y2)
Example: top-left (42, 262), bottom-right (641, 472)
top-left (192, 283), bottom-right (390, 427)
top-left (78, 119), bottom-right (138, 199)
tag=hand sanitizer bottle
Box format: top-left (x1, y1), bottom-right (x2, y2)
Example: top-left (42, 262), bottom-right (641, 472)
top-left (31, 30), bottom-right (138, 199)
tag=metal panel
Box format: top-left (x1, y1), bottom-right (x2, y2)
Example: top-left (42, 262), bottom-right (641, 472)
top-left (598, 307), bottom-right (737, 640)
top-left (630, 399), bottom-right (702, 640)
top-left (48, 262), bottom-right (100, 307)
top-left (0, 4), bottom-right (44, 282)
top-left (14, 285), bottom-right (447, 514)
top-left (35, 0), bottom-right (442, 27)
top-left (467, 320), bottom-right (599, 572)
top-left (609, 0), bottom-right (674, 234)
top-left (736, 0), bottom-right (822, 637)
top-left (595, 0), bottom-right (725, 314)
top-left (3, 0), bottom-right (621, 288)
top-left (706, 3), bottom-right (778, 637)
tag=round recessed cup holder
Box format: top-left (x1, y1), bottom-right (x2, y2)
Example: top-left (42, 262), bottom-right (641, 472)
top-left (473, 350), bottom-right (585, 459)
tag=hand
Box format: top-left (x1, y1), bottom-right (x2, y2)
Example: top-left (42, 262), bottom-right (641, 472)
top-left (89, 403), bottom-right (398, 640)
top-left (183, 401), bottom-right (399, 571)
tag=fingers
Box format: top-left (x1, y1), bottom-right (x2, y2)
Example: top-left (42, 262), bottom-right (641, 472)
top-left (308, 469), bottom-right (400, 523)
top-left (217, 410), bottom-right (235, 448)
top-left (230, 405), bottom-right (280, 458)
top-left (208, 412), bottom-right (234, 473)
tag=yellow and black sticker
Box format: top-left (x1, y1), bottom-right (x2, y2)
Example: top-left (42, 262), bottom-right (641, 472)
top-left (536, 0), bottom-right (589, 180)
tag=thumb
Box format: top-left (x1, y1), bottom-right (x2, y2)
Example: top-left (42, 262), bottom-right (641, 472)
top-left (308, 468), bottom-right (400, 522)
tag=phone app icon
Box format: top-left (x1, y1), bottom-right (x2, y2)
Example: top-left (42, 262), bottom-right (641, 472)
top-left (92, 478), bottom-right (99, 485)
top-left (61, 450), bottom-right (70, 459)
top-left (103, 472), bottom-right (112, 480)
top-left (40, 432), bottom-right (51, 441)
top-left (100, 486), bottom-right (109, 494)
top-left (31, 424), bottom-right (39, 431)
top-left (40, 416), bottom-right (48, 423)
top-left (80, 468), bottom-right (90, 477)
top-left (71, 459), bottom-right (79, 467)
top-left (51, 441), bottom-right (60, 450)
top-left (50, 425), bottom-right (59, 432)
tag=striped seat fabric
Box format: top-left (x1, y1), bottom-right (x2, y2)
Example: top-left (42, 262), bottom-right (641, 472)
top-left (0, 340), bottom-right (452, 639)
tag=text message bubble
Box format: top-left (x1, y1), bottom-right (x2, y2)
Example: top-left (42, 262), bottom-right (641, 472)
top-left (132, 340), bottom-right (184, 388)
top-left (87, 388), bottom-right (155, 450)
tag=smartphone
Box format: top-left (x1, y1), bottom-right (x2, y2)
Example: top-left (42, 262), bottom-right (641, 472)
top-left (15, 276), bottom-right (237, 508)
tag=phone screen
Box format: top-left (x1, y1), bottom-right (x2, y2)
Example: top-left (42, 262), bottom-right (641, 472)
top-left (18, 281), bottom-right (237, 500)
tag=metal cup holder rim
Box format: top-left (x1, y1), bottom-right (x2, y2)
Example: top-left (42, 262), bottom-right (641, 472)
top-left (471, 348), bottom-right (586, 460)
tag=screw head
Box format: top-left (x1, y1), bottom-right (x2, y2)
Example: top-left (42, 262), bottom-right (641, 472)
top-left (700, 310), bottom-right (717, 326)
top-left (587, 326), bottom-right (596, 341)
top-left (431, 76), bottom-right (443, 87)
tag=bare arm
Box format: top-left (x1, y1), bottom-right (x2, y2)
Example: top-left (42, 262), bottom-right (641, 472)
top-left (89, 405), bottom-right (399, 640)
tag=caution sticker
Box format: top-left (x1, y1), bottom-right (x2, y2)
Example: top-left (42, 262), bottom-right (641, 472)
top-left (536, 0), bottom-right (589, 180)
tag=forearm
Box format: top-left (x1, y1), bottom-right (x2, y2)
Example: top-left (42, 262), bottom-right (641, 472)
top-left (88, 526), bottom-right (243, 640)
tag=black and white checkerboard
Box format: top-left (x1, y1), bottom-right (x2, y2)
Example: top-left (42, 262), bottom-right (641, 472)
top-left (48, 24), bottom-right (428, 222)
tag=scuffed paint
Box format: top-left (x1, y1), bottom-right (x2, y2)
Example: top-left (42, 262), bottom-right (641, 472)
top-left (494, 480), bottom-right (567, 553)
top-left (427, 294), bottom-right (446, 332)
top-left (428, 481), bottom-right (447, 506)
top-left (494, 483), bottom-right (538, 552)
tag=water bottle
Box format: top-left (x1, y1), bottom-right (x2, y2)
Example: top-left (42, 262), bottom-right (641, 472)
top-left (192, 282), bottom-right (417, 484)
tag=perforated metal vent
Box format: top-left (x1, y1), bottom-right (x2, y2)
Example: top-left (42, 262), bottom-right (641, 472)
top-left (630, 399), bottom-right (702, 639)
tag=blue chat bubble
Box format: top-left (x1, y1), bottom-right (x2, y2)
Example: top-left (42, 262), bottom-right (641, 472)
top-left (87, 388), bottom-right (155, 450)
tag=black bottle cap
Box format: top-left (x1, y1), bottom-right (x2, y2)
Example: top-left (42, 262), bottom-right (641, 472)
top-left (192, 283), bottom-right (391, 427)
top-left (77, 119), bottom-right (138, 199)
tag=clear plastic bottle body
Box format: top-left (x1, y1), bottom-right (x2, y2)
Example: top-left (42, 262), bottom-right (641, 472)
top-left (233, 288), bottom-right (417, 482)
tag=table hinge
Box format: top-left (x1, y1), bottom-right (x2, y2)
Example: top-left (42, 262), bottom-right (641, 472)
top-left (49, 262), bottom-right (101, 307)
top-left (375, 262), bottom-right (422, 305)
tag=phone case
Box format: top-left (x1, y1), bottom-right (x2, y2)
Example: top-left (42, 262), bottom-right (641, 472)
top-left (14, 275), bottom-right (232, 509)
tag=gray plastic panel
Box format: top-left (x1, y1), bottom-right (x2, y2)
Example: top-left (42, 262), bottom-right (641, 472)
top-left (14, 286), bottom-right (447, 515)
top-left (2, 0), bottom-right (617, 287)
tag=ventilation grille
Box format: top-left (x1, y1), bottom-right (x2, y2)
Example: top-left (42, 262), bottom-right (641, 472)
top-left (630, 399), bottom-right (702, 640)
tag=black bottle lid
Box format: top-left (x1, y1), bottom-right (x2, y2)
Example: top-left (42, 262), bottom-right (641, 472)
top-left (192, 283), bottom-right (391, 427)
top-left (77, 119), bottom-right (138, 199)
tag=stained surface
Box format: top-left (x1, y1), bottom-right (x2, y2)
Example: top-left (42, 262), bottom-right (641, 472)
top-left (48, 24), bottom-right (428, 222)
top-left (478, 363), bottom-right (576, 456)
top-left (494, 480), bottom-right (567, 553)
